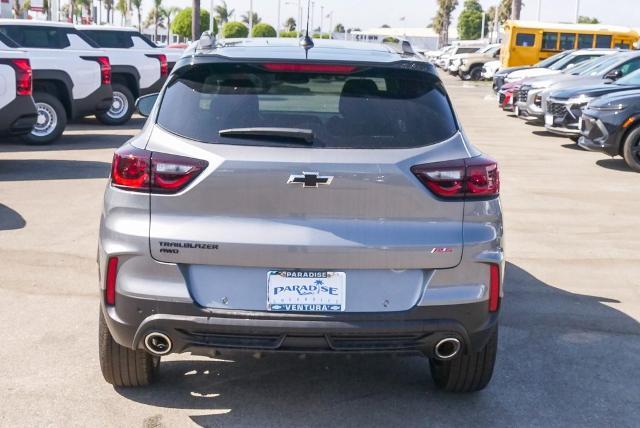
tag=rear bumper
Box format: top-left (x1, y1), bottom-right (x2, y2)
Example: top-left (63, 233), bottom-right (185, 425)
top-left (0, 95), bottom-right (37, 135)
top-left (103, 294), bottom-right (499, 357)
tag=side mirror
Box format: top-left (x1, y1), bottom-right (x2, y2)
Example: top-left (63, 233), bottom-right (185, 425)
top-left (135, 93), bottom-right (159, 118)
top-left (493, 50), bottom-right (500, 58)
top-left (604, 69), bottom-right (623, 80)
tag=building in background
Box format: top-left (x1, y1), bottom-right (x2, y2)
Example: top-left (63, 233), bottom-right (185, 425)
top-left (349, 27), bottom-right (460, 52)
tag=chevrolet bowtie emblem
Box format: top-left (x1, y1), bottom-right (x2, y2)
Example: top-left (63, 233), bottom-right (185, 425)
top-left (287, 172), bottom-right (333, 188)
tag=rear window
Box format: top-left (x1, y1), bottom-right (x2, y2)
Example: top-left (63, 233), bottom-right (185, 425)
top-left (81, 30), bottom-right (133, 48)
top-left (156, 63), bottom-right (458, 149)
top-left (515, 33), bottom-right (535, 47)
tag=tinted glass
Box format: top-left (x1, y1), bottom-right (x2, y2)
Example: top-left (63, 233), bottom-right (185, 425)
top-left (457, 47), bottom-right (480, 54)
top-left (0, 26), bottom-right (70, 48)
top-left (0, 32), bottom-right (19, 48)
top-left (542, 32), bottom-right (558, 50)
top-left (157, 64), bottom-right (458, 149)
top-left (560, 33), bottom-right (576, 50)
top-left (534, 50), bottom-right (572, 67)
top-left (618, 58), bottom-right (640, 77)
top-left (81, 30), bottom-right (133, 48)
top-left (615, 43), bottom-right (630, 49)
top-left (595, 35), bottom-right (612, 48)
top-left (615, 69), bottom-right (640, 86)
top-left (516, 33), bottom-right (535, 47)
top-left (577, 34), bottom-right (594, 48)
top-left (131, 33), bottom-right (158, 48)
top-left (580, 55), bottom-right (621, 76)
top-left (549, 53), bottom-right (598, 70)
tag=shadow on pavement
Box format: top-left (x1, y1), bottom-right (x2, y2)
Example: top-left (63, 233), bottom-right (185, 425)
top-left (0, 159), bottom-right (110, 181)
top-left (531, 130), bottom-right (560, 138)
top-left (596, 158), bottom-right (635, 173)
top-left (0, 134), bottom-right (129, 153)
top-left (115, 262), bottom-right (640, 427)
top-left (560, 143), bottom-right (586, 151)
top-left (0, 204), bottom-right (26, 231)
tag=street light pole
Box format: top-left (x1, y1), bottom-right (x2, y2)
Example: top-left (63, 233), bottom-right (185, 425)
top-left (575, 0), bottom-right (580, 23)
top-left (249, 0), bottom-right (254, 37)
top-left (277, 0), bottom-right (281, 37)
top-left (320, 5), bottom-right (324, 36)
top-left (537, 0), bottom-right (542, 21)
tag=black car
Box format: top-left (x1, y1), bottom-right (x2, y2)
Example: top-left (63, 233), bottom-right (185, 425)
top-left (580, 88), bottom-right (640, 172)
top-left (545, 69), bottom-right (640, 137)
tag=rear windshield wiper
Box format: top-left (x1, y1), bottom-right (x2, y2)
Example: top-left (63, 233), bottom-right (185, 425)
top-left (219, 127), bottom-right (314, 144)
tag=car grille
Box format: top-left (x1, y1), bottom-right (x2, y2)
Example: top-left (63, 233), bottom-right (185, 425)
top-left (518, 87), bottom-right (530, 103)
top-left (548, 101), bottom-right (568, 118)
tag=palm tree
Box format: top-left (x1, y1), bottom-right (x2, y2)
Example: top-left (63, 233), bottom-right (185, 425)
top-left (511, 0), bottom-right (522, 20)
top-left (116, 0), bottom-right (127, 24)
top-left (215, 0), bottom-right (234, 24)
top-left (144, 7), bottom-right (165, 41)
top-left (77, 0), bottom-right (93, 23)
top-left (13, 0), bottom-right (30, 18)
top-left (163, 6), bottom-right (180, 43)
top-left (241, 11), bottom-right (260, 26)
top-left (131, 0), bottom-right (142, 30)
top-left (431, 0), bottom-right (458, 47)
top-left (104, 0), bottom-right (113, 23)
top-left (285, 17), bottom-right (296, 32)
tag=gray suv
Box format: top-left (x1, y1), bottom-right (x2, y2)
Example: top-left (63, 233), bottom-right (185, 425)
top-left (98, 38), bottom-right (504, 393)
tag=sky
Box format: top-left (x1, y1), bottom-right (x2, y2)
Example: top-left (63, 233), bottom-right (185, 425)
top-left (138, 0), bottom-right (640, 32)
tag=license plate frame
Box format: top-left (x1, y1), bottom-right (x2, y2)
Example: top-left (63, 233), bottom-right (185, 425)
top-left (267, 271), bottom-right (346, 312)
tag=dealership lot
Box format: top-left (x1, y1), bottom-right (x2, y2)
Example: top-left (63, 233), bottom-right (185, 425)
top-left (0, 73), bottom-right (638, 427)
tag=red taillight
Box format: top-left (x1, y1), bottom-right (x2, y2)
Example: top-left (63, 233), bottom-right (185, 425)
top-left (11, 58), bottom-right (32, 96)
top-left (105, 257), bottom-right (118, 305)
top-left (97, 56), bottom-right (111, 85)
top-left (411, 156), bottom-right (499, 199)
top-left (147, 54), bottom-right (168, 76)
top-left (111, 145), bottom-right (208, 194)
top-left (262, 63), bottom-right (359, 74)
top-left (488, 263), bottom-right (501, 312)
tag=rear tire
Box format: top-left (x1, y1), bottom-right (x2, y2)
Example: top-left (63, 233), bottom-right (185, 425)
top-left (21, 92), bottom-right (67, 145)
top-left (622, 126), bottom-right (640, 172)
top-left (467, 66), bottom-right (483, 81)
top-left (99, 308), bottom-right (159, 387)
top-left (429, 326), bottom-right (498, 393)
top-left (96, 83), bottom-right (135, 126)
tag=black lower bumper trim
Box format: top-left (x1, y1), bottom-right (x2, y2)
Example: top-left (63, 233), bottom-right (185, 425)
top-left (0, 95), bottom-right (37, 136)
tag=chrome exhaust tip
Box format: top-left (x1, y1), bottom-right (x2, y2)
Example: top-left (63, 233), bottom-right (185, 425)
top-left (144, 332), bottom-right (172, 356)
top-left (434, 337), bottom-right (461, 360)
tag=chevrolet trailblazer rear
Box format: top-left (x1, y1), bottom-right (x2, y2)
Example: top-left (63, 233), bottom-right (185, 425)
top-left (98, 37), bottom-right (504, 393)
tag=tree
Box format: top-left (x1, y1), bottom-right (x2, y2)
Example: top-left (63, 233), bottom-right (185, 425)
top-left (131, 0), bottom-right (142, 30)
top-left (104, 0), bottom-right (113, 23)
top-left (285, 16), bottom-right (296, 31)
top-left (381, 24), bottom-right (390, 28)
top-left (241, 11), bottom-right (260, 26)
top-left (13, 0), bottom-right (30, 19)
top-left (430, 0), bottom-right (458, 46)
top-left (144, 7), bottom-right (165, 40)
top-left (334, 23), bottom-right (345, 33)
top-left (163, 6), bottom-right (181, 42)
top-left (578, 16), bottom-right (600, 24)
top-left (457, 0), bottom-right (484, 40)
top-left (487, 0), bottom-right (515, 39)
top-left (215, 0), bottom-right (234, 24)
top-left (171, 7), bottom-right (210, 39)
top-left (252, 22), bottom-right (276, 38)
top-left (511, 0), bottom-right (522, 20)
top-left (116, 0), bottom-right (127, 25)
top-left (222, 21), bottom-right (249, 38)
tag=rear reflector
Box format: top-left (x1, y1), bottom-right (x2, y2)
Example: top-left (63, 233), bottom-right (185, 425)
top-left (111, 145), bottom-right (208, 194)
top-left (489, 264), bottom-right (501, 312)
top-left (261, 63), bottom-right (359, 74)
top-left (411, 156), bottom-right (499, 199)
top-left (105, 257), bottom-right (118, 305)
top-left (11, 59), bottom-right (32, 96)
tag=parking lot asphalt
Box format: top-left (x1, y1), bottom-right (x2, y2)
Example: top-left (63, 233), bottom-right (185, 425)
top-left (0, 73), bottom-right (638, 428)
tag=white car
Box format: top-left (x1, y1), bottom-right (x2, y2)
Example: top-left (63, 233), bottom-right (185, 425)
top-left (481, 60), bottom-right (501, 80)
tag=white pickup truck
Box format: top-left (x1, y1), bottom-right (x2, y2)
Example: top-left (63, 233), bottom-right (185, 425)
top-left (0, 20), bottom-right (113, 144)
top-left (0, 49), bottom-right (37, 137)
top-left (76, 25), bottom-right (177, 125)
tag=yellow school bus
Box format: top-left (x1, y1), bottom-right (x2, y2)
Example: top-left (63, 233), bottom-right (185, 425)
top-left (500, 21), bottom-right (639, 67)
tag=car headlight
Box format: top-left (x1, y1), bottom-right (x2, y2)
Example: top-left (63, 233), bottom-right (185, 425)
top-left (586, 102), bottom-right (628, 111)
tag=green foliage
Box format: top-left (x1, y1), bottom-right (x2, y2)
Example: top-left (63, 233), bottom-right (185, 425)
top-left (312, 33), bottom-right (331, 39)
top-left (241, 11), bottom-right (261, 25)
top-left (279, 30), bottom-right (298, 38)
top-left (222, 21), bottom-right (249, 38)
top-left (334, 23), bottom-right (345, 33)
top-left (252, 22), bottom-right (276, 37)
top-left (285, 17), bottom-right (296, 31)
top-left (383, 37), bottom-right (400, 43)
top-left (172, 7), bottom-right (210, 38)
top-left (215, 0), bottom-right (234, 24)
top-left (457, 0), bottom-right (484, 40)
top-left (578, 16), bottom-right (600, 24)
top-left (431, 0), bottom-right (459, 45)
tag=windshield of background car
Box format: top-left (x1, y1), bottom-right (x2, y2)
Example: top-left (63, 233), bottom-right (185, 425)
top-left (156, 63), bottom-right (458, 149)
top-left (615, 69), bottom-right (640, 86)
top-left (535, 51), bottom-right (571, 68)
top-left (579, 55), bottom-right (622, 76)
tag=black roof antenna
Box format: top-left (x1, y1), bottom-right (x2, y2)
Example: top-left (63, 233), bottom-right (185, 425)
top-left (300, 0), bottom-right (314, 54)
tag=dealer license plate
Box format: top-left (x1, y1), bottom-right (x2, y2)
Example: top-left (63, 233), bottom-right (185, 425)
top-left (267, 271), bottom-right (346, 312)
